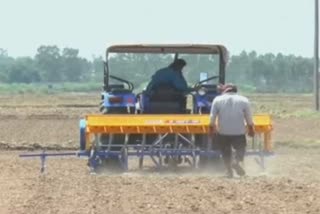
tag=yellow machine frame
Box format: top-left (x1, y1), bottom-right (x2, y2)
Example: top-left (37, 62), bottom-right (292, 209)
top-left (85, 114), bottom-right (272, 151)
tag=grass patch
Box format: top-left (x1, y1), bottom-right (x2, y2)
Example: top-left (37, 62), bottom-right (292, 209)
top-left (275, 140), bottom-right (320, 149)
top-left (0, 82), bottom-right (102, 95)
top-left (248, 94), bottom-right (317, 119)
top-left (284, 109), bottom-right (320, 119)
top-left (268, 109), bottom-right (320, 119)
top-left (238, 84), bottom-right (257, 93)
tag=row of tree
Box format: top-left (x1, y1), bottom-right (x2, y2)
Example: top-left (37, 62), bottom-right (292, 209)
top-left (0, 46), bottom-right (314, 93)
top-left (0, 46), bottom-right (103, 83)
top-left (227, 51), bottom-right (313, 92)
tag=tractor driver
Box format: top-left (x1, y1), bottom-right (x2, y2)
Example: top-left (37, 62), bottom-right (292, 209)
top-left (145, 59), bottom-right (193, 111)
top-left (146, 58), bottom-right (192, 94)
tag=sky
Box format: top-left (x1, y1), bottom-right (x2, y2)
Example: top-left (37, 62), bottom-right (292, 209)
top-left (0, 0), bottom-right (315, 59)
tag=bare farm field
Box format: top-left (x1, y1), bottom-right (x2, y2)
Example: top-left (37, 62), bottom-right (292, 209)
top-left (1, 93), bottom-right (320, 214)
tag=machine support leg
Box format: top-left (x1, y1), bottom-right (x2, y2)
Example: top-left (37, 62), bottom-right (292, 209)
top-left (107, 134), bottom-right (113, 151)
top-left (174, 134), bottom-right (179, 165)
top-left (150, 155), bottom-right (160, 167)
top-left (40, 150), bottom-right (46, 173)
top-left (258, 134), bottom-right (265, 170)
top-left (158, 134), bottom-right (163, 168)
top-left (120, 146), bottom-right (128, 171)
top-left (139, 134), bottom-right (146, 169)
top-left (254, 134), bottom-right (265, 170)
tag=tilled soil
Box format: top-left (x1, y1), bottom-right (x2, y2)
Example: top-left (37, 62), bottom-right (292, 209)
top-left (1, 94), bottom-right (320, 213)
top-left (1, 150), bottom-right (320, 214)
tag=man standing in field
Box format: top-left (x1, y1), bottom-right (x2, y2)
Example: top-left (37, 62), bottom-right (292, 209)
top-left (210, 84), bottom-right (255, 178)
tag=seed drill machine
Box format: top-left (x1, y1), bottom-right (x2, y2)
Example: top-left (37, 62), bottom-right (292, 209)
top-left (21, 44), bottom-right (273, 173)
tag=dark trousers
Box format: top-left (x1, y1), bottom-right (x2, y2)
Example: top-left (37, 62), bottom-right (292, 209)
top-left (217, 134), bottom-right (247, 169)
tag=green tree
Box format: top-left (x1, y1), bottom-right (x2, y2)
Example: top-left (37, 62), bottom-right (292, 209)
top-left (8, 57), bottom-right (40, 83)
top-left (61, 48), bottom-right (90, 82)
top-left (91, 55), bottom-right (104, 82)
top-left (0, 45), bottom-right (315, 93)
top-left (35, 45), bottom-right (62, 82)
top-left (0, 49), bottom-right (14, 83)
top-left (227, 51), bottom-right (251, 85)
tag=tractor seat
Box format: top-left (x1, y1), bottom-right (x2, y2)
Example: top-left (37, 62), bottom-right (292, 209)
top-left (149, 85), bottom-right (183, 102)
top-left (146, 85), bottom-right (185, 113)
top-left (147, 102), bottom-right (181, 114)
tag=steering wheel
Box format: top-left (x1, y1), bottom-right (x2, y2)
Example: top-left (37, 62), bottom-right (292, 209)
top-left (109, 75), bottom-right (134, 91)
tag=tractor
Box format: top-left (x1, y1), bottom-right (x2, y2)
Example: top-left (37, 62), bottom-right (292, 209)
top-left (88, 44), bottom-right (229, 170)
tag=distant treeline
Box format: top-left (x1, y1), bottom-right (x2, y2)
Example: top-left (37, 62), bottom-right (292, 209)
top-left (227, 51), bottom-right (313, 93)
top-left (0, 46), bottom-right (314, 93)
top-left (0, 46), bottom-right (103, 84)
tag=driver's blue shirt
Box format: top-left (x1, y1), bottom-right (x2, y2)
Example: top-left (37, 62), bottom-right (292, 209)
top-left (146, 67), bottom-right (192, 94)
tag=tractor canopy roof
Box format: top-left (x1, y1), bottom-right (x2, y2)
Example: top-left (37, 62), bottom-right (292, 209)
top-left (106, 44), bottom-right (229, 63)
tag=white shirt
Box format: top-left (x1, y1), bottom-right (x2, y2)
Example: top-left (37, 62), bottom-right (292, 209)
top-left (210, 92), bottom-right (254, 135)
